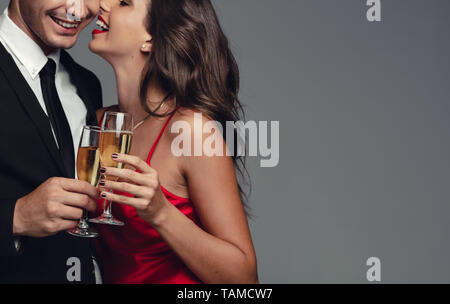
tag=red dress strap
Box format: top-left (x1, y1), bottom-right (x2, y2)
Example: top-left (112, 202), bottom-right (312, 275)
top-left (146, 108), bottom-right (180, 165)
top-left (98, 114), bottom-right (104, 128)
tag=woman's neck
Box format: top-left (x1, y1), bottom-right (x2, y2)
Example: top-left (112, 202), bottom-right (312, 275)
top-left (113, 60), bottom-right (148, 124)
top-left (112, 58), bottom-right (171, 124)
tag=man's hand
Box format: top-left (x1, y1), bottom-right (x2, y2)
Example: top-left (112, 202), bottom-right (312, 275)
top-left (13, 177), bottom-right (99, 237)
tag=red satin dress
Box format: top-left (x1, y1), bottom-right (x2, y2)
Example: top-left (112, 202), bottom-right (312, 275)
top-left (94, 110), bottom-right (203, 284)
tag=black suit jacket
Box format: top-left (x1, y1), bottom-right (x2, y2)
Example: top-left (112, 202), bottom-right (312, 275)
top-left (0, 43), bottom-right (103, 283)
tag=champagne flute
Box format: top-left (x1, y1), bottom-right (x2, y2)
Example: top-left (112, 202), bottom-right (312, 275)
top-left (67, 126), bottom-right (101, 238)
top-left (89, 112), bottom-right (133, 226)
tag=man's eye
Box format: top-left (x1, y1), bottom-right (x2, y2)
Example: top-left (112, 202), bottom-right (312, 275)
top-left (119, 0), bottom-right (129, 6)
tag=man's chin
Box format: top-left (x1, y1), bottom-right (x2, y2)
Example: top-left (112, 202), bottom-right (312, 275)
top-left (48, 37), bottom-right (78, 50)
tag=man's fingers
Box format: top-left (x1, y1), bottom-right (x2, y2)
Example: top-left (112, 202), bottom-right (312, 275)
top-left (59, 193), bottom-right (98, 212)
top-left (56, 219), bottom-right (79, 232)
top-left (58, 178), bottom-right (99, 198)
top-left (43, 219), bottom-right (78, 235)
top-left (55, 205), bottom-right (84, 221)
top-left (85, 197), bottom-right (97, 212)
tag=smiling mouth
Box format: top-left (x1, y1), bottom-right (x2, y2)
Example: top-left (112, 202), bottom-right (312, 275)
top-left (51, 16), bottom-right (80, 29)
top-left (96, 15), bottom-right (109, 31)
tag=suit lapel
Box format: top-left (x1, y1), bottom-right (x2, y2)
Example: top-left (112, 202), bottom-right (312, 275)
top-left (0, 43), bottom-right (67, 176)
top-left (60, 51), bottom-right (98, 127)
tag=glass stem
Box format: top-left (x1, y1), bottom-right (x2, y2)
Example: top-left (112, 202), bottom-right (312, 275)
top-left (78, 209), bottom-right (89, 229)
top-left (103, 189), bottom-right (114, 219)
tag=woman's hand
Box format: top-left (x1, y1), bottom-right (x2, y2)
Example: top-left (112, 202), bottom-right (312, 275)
top-left (99, 153), bottom-right (169, 225)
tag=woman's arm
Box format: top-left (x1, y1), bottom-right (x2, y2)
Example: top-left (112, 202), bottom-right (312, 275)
top-left (154, 148), bottom-right (258, 284)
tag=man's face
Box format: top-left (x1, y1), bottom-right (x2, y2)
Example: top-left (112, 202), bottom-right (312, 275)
top-left (15, 0), bottom-right (99, 51)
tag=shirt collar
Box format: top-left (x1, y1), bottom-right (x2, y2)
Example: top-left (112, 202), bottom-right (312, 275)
top-left (48, 50), bottom-right (62, 74)
top-left (0, 8), bottom-right (61, 79)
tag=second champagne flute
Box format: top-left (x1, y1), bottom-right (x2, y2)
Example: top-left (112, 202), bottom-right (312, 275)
top-left (90, 112), bottom-right (133, 226)
top-left (67, 126), bottom-right (101, 238)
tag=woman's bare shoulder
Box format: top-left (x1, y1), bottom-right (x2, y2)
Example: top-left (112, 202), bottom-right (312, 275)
top-left (171, 107), bottom-right (215, 125)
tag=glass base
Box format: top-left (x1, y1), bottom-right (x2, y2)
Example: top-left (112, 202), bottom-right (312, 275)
top-left (89, 215), bottom-right (124, 226)
top-left (67, 226), bottom-right (99, 238)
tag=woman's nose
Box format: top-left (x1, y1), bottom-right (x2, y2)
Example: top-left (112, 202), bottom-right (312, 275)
top-left (99, 0), bottom-right (112, 13)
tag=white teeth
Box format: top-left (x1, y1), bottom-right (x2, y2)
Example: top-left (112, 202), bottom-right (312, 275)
top-left (53, 17), bottom-right (79, 29)
top-left (96, 20), bottom-right (109, 31)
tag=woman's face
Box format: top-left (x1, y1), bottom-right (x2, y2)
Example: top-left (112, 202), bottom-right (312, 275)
top-left (89, 0), bottom-right (151, 62)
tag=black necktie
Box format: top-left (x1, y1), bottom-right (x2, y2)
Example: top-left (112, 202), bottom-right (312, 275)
top-left (40, 59), bottom-right (75, 178)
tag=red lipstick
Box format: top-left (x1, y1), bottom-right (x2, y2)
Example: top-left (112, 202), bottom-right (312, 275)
top-left (92, 29), bottom-right (106, 35)
top-left (92, 15), bottom-right (109, 35)
top-left (98, 15), bottom-right (108, 26)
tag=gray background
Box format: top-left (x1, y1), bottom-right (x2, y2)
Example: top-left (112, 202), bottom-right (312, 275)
top-left (3, 0), bottom-right (450, 283)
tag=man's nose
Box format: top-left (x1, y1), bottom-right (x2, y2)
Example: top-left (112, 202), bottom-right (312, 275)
top-left (66, 0), bottom-right (88, 21)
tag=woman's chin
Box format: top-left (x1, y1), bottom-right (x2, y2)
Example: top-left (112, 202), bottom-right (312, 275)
top-left (89, 41), bottom-right (106, 57)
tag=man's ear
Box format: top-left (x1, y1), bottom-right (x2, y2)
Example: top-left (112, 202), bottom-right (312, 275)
top-left (140, 37), bottom-right (152, 54)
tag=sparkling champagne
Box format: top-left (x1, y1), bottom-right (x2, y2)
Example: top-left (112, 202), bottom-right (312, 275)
top-left (99, 131), bottom-right (133, 180)
top-left (77, 146), bottom-right (101, 186)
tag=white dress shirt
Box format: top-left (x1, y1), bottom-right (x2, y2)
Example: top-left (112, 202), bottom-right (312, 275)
top-left (0, 8), bottom-right (102, 284)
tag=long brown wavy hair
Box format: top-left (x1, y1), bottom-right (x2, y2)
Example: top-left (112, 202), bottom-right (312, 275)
top-left (140, 0), bottom-right (251, 211)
